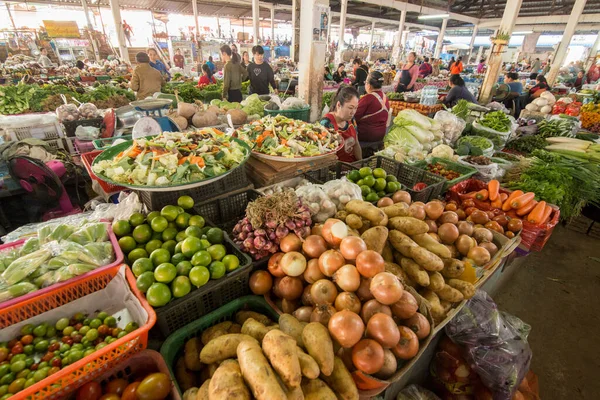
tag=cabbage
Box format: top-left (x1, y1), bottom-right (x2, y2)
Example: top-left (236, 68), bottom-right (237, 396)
top-left (241, 94), bottom-right (265, 116)
top-left (384, 126), bottom-right (423, 151)
top-left (393, 109), bottom-right (433, 130)
top-left (404, 124), bottom-right (434, 143)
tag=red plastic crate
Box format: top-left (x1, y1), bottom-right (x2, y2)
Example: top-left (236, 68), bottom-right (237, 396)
top-left (81, 150), bottom-right (127, 194)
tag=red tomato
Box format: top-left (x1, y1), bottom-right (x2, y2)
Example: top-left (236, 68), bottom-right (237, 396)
top-left (106, 378), bottom-right (129, 396)
top-left (76, 381), bottom-right (102, 400)
top-left (121, 382), bottom-right (141, 400)
top-left (413, 182), bottom-right (427, 191)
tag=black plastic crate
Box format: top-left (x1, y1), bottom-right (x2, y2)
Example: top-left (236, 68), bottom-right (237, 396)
top-left (138, 165), bottom-right (250, 211)
top-left (153, 234), bottom-right (253, 337)
top-left (62, 118), bottom-right (104, 137)
top-left (194, 187), bottom-right (263, 234)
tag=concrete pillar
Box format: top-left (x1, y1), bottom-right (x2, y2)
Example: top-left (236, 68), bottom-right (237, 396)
top-left (80, 0), bottom-right (101, 62)
top-left (108, 0), bottom-right (128, 62)
top-left (391, 9), bottom-right (406, 64)
top-left (433, 18), bottom-right (448, 59)
top-left (335, 0), bottom-right (348, 63)
top-left (479, 0), bottom-right (523, 104)
top-left (476, 45), bottom-right (484, 65)
top-left (467, 25), bottom-right (478, 63)
top-left (585, 31), bottom-right (600, 71)
top-left (270, 7), bottom-right (275, 42)
top-left (367, 21), bottom-right (376, 62)
top-left (298, 0), bottom-right (329, 121)
top-left (252, 0), bottom-right (260, 45)
top-left (192, 0), bottom-right (200, 42)
top-left (291, 0), bottom-right (300, 62)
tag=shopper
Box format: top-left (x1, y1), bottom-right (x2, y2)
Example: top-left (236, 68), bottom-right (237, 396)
top-left (396, 52), bottom-right (418, 93)
top-left (130, 52), bottom-right (164, 100)
top-left (443, 75), bottom-right (477, 107)
top-left (574, 70), bottom-right (587, 91)
top-left (75, 60), bottom-right (86, 71)
top-left (38, 48), bottom-right (55, 68)
top-left (588, 62), bottom-right (600, 83)
top-left (351, 58), bottom-right (369, 94)
top-left (231, 44), bottom-right (239, 54)
top-left (246, 45), bottom-right (276, 95)
top-left (206, 56), bottom-right (216, 74)
top-left (528, 75), bottom-right (550, 100)
top-left (542, 59), bottom-right (551, 75)
top-left (530, 58), bottom-right (541, 73)
top-left (197, 64), bottom-right (217, 87)
top-left (448, 57), bottom-right (456, 72)
top-left (419, 57), bottom-right (433, 78)
top-left (148, 48), bottom-right (171, 81)
top-left (450, 56), bottom-right (464, 76)
top-left (123, 20), bottom-right (133, 46)
top-left (431, 59), bottom-right (440, 76)
top-left (477, 59), bottom-right (486, 74)
top-left (332, 63), bottom-right (347, 83)
top-left (504, 72), bottom-right (524, 94)
top-left (324, 66), bottom-right (333, 81)
top-left (173, 49), bottom-right (184, 69)
top-left (241, 51), bottom-right (250, 68)
top-left (320, 85), bottom-right (362, 162)
top-left (355, 71), bottom-right (390, 157)
top-left (221, 44), bottom-right (248, 102)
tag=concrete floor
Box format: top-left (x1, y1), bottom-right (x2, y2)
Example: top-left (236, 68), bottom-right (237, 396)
top-left (493, 225), bottom-right (600, 400)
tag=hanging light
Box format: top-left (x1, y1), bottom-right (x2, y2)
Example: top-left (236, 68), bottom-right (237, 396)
top-left (417, 14), bottom-right (449, 20)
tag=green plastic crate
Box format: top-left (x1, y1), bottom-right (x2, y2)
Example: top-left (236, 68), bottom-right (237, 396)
top-left (160, 296), bottom-right (279, 396)
top-left (413, 157), bottom-right (477, 191)
top-left (92, 135), bottom-right (133, 150)
top-left (264, 106), bottom-right (310, 122)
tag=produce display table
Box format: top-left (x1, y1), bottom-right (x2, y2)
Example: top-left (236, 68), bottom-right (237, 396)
top-left (413, 81), bottom-right (448, 91)
top-left (389, 100), bottom-right (444, 116)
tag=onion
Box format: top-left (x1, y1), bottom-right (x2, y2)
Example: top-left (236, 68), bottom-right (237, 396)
top-left (352, 339), bottom-right (385, 374)
top-left (334, 292), bottom-right (362, 313)
top-left (424, 219), bottom-right (438, 233)
top-left (437, 223), bottom-right (459, 245)
top-left (456, 208), bottom-right (466, 220)
top-left (457, 221), bottom-right (474, 236)
top-left (277, 276), bottom-right (304, 300)
top-left (304, 259), bottom-right (325, 283)
top-left (280, 251), bottom-right (307, 277)
top-left (479, 241), bottom-right (498, 257)
top-left (302, 235), bottom-right (328, 259)
top-left (408, 204), bottom-right (426, 220)
top-left (445, 244), bottom-right (459, 259)
top-left (249, 270), bottom-right (273, 295)
top-left (403, 313), bottom-right (430, 340)
top-left (356, 250), bottom-right (385, 278)
top-left (311, 279), bottom-right (338, 305)
top-left (377, 197), bottom-right (394, 207)
top-left (322, 218), bottom-right (348, 247)
top-left (392, 326), bottom-right (419, 360)
top-left (294, 306), bottom-right (314, 322)
top-left (412, 201), bottom-right (425, 207)
top-left (360, 299), bottom-right (391, 324)
top-left (471, 210), bottom-right (490, 225)
top-left (467, 246), bottom-right (491, 266)
top-left (438, 211), bottom-right (459, 225)
top-left (268, 253), bottom-right (286, 277)
top-left (424, 201), bottom-right (444, 220)
top-left (311, 225), bottom-right (323, 236)
top-left (473, 227), bottom-right (493, 243)
top-left (374, 349), bottom-right (397, 379)
top-left (328, 310), bottom-right (365, 348)
top-left (273, 277), bottom-right (283, 298)
top-left (356, 278), bottom-right (374, 301)
top-left (310, 304), bottom-right (336, 325)
top-left (333, 264), bottom-right (361, 292)
top-left (390, 291), bottom-right (418, 319)
top-left (366, 313), bottom-right (400, 348)
top-left (339, 236), bottom-right (367, 261)
top-left (276, 225), bottom-right (290, 238)
top-left (302, 285), bottom-right (314, 306)
top-left (318, 250), bottom-right (346, 277)
top-left (392, 191), bottom-right (411, 204)
top-left (281, 298), bottom-right (299, 314)
top-left (370, 272), bottom-right (403, 305)
top-left (455, 234), bottom-right (476, 256)
top-left (280, 233), bottom-right (303, 253)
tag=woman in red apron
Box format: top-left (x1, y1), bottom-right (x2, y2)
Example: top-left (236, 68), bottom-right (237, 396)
top-left (355, 71), bottom-right (390, 158)
top-left (320, 85), bottom-right (362, 162)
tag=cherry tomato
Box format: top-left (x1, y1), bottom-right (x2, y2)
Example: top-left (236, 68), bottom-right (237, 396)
top-left (105, 378), bottom-right (129, 395)
top-left (0, 348), bottom-right (8, 363)
top-left (76, 381), bottom-right (102, 400)
top-left (11, 343), bottom-right (23, 354)
top-left (99, 395), bottom-right (121, 400)
top-left (121, 382), bottom-right (141, 400)
top-left (136, 373), bottom-right (171, 400)
top-left (412, 182), bottom-right (427, 191)
top-left (20, 336), bottom-right (33, 346)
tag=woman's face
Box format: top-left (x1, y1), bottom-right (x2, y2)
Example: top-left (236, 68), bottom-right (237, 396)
top-left (337, 97), bottom-right (359, 121)
top-left (338, 65), bottom-right (344, 73)
top-left (243, 52), bottom-right (249, 62)
top-left (148, 50), bottom-right (157, 61)
top-left (408, 53), bottom-right (415, 63)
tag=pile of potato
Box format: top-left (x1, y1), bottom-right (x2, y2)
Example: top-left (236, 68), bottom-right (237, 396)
top-left (177, 310), bottom-right (358, 400)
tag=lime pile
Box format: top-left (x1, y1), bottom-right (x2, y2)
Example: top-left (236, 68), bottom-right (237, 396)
top-left (112, 196), bottom-right (241, 308)
top-left (346, 167), bottom-right (402, 202)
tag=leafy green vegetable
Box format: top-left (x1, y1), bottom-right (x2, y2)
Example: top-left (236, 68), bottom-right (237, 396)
top-left (505, 135), bottom-right (547, 154)
top-left (0, 84), bottom-right (36, 114)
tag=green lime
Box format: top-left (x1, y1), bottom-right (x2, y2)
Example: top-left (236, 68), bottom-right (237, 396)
top-left (189, 266), bottom-right (210, 287)
top-left (167, 222), bottom-right (177, 230)
top-left (181, 236), bottom-right (202, 258)
top-left (347, 170), bottom-right (361, 182)
top-left (360, 185), bottom-right (371, 197)
top-left (373, 167), bottom-right (387, 179)
top-left (207, 244), bottom-right (227, 261)
top-left (32, 325), bottom-right (47, 338)
top-left (132, 224), bottom-right (152, 244)
top-left (386, 181), bottom-right (401, 193)
top-left (386, 175), bottom-right (398, 182)
top-left (366, 192), bottom-right (379, 202)
top-left (136, 271), bottom-right (155, 293)
top-left (356, 179), bottom-right (365, 186)
top-left (170, 252), bottom-right (186, 265)
top-left (150, 216), bottom-right (168, 233)
top-left (154, 263), bottom-right (177, 283)
top-left (146, 283), bottom-right (172, 307)
top-left (132, 258), bottom-right (154, 277)
top-left (118, 236), bottom-right (137, 253)
top-left (175, 231), bottom-right (188, 242)
top-left (185, 226), bottom-right (202, 238)
top-left (175, 213), bottom-right (191, 229)
top-left (206, 228), bottom-right (224, 244)
top-left (146, 211), bottom-right (161, 224)
top-left (145, 239), bottom-right (163, 254)
top-left (176, 261), bottom-right (193, 276)
top-left (359, 166), bottom-right (373, 177)
top-left (377, 191), bottom-right (386, 198)
top-left (177, 195), bottom-right (195, 210)
top-left (191, 250), bottom-right (211, 267)
top-left (111, 220), bottom-right (131, 237)
top-left (162, 228), bottom-right (178, 242)
top-left (373, 178), bottom-right (387, 192)
top-left (162, 240), bottom-right (177, 255)
top-left (362, 175), bottom-right (375, 187)
top-left (150, 248), bottom-right (171, 267)
top-left (161, 205), bottom-right (180, 222)
top-left (222, 254), bottom-right (240, 272)
top-left (171, 276), bottom-right (192, 298)
top-left (208, 261), bottom-right (226, 279)
top-left (188, 215), bottom-right (205, 228)
top-left (128, 248), bottom-right (149, 264)
top-left (55, 318), bottom-right (69, 331)
top-left (175, 242), bottom-right (183, 254)
top-left (129, 212), bottom-right (146, 227)
top-left (200, 239), bottom-right (211, 249)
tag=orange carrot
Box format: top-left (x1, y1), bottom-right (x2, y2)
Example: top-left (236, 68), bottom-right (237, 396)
top-left (178, 157), bottom-right (188, 165)
top-left (475, 189), bottom-right (489, 201)
top-left (488, 180), bottom-right (500, 201)
top-left (500, 193), bottom-right (508, 202)
top-left (127, 146), bottom-right (142, 158)
top-left (491, 197), bottom-right (503, 209)
top-left (464, 191), bottom-right (478, 199)
top-left (516, 200), bottom-right (538, 216)
top-left (511, 192), bottom-right (535, 209)
top-left (540, 204), bottom-right (553, 224)
top-left (527, 201), bottom-right (547, 224)
top-left (502, 190), bottom-right (523, 211)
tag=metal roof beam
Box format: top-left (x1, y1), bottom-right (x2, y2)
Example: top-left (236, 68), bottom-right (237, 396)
top-left (478, 13), bottom-right (600, 28)
top-left (349, 0), bottom-right (479, 25)
top-left (330, 11), bottom-right (439, 31)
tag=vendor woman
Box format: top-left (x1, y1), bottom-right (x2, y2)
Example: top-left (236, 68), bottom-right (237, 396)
top-left (355, 71), bottom-right (390, 157)
top-left (443, 75), bottom-right (477, 107)
top-left (395, 52), bottom-right (418, 93)
top-left (320, 85), bottom-right (361, 162)
top-left (528, 75), bottom-right (550, 100)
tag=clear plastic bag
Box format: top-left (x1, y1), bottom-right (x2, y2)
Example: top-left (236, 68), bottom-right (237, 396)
top-left (78, 103), bottom-right (99, 119)
top-left (55, 103), bottom-right (80, 122)
top-left (457, 156), bottom-right (504, 182)
top-left (67, 222), bottom-right (109, 245)
top-left (1, 248), bottom-right (52, 285)
top-left (295, 184), bottom-right (336, 223)
top-left (322, 179), bottom-right (363, 211)
top-left (396, 385), bottom-right (441, 400)
top-left (433, 111), bottom-right (466, 146)
top-left (471, 120), bottom-right (517, 150)
top-left (445, 290), bottom-right (532, 400)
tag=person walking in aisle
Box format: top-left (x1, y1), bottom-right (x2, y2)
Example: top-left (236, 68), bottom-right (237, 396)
top-left (246, 45), bottom-right (277, 95)
top-left (221, 44), bottom-right (247, 102)
top-left (396, 52), bottom-right (418, 93)
top-left (450, 56), bottom-right (464, 76)
top-left (355, 71), bottom-right (390, 157)
top-left (173, 49), bottom-right (184, 69)
top-left (130, 52), bottom-right (164, 100)
top-left (206, 56), bottom-right (216, 74)
top-left (320, 85), bottom-right (362, 162)
top-left (351, 58), bottom-right (369, 95)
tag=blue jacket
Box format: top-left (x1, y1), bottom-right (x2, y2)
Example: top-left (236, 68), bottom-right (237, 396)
top-left (150, 59), bottom-right (171, 80)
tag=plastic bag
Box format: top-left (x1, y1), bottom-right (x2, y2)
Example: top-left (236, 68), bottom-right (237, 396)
top-left (56, 103), bottom-right (80, 122)
top-left (38, 223), bottom-right (77, 245)
top-left (295, 184), bottom-right (336, 223)
top-left (471, 120), bottom-right (516, 150)
top-left (281, 97), bottom-right (308, 110)
top-left (75, 125), bottom-right (101, 140)
top-left (2, 212), bottom-right (94, 243)
top-left (1, 248), bottom-right (52, 285)
top-left (19, 237), bottom-right (40, 256)
top-left (78, 103), bottom-right (99, 119)
top-left (457, 156), bottom-right (504, 181)
top-left (48, 241), bottom-right (113, 267)
top-left (67, 222), bottom-right (109, 245)
top-left (0, 282), bottom-right (38, 302)
top-left (433, 111), bottom-right (466, 146)
top-left (396, 385), bottom-right (441, 400)
top-left (445, 290), bottom-right (532, 400)
top-left (322, 179), bottom-right (362, 211)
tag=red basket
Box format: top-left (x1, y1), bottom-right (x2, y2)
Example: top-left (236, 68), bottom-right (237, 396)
top-left (81, 150), bottom-right (127, 194)
top-left (0, 221), bottom-right (124, 310)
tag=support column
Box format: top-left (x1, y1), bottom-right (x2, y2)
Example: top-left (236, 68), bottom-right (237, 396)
top-left (291, 0), bottom-right (300, 62)
top-left (476, 45), bottom-right (484, 64)
top-left (270, 7), bottom-right (275, 42)
top-left (108, 0), bottom-right (128, 61)
top-left (391, 9), bottom-right (406, 64)
top-left (585, 31), bottom-right (600, 71)
top-left (335, 0), bottom-right (347, 63)
top-left (367, 21), bottom-right (376, 62)
top-left (5, 4), bottom-right (20, 48)
top-left (479, 0), bottom-right (523, 104)
top-left (80, 0), bottom-right (101, 61)
top-left (252, 0), bottom-right (260, 45)
top-left (191, 0), bottom-right (199, 42)
top-left (547, 0), bottom-right (587, 84)
top-left (467, 25), bottom-right (478, 63)
top-left (433, 18), bottom-right (448, 59)
top-left (298, 0), bottom-right (329, 121)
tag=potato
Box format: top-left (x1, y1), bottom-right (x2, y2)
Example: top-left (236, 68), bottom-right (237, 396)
top-left (202, 322), bottom-right (232, 345)
top-left (382, 242), bottom-right (394, 262)
top-left (447, 279), bottom-right (476, 299)
top-left (345, 214), bottom-right (363, 230)
top-left (296, 346), bottom-right (320, 379)
top-left (279, 314), bottom-right (304, 347)
top-left (411, 233), bottom-right (451, 259)
top-left (200, 334), bottom-right (258, 364)
top-left (437, 284), bottom-right (465, 303)
top-left (336, 210), bottom-right (349, 220)
top-left (229, 323), bottom-right (242, 333)
top-left (345, 200), bottom-right (388, 226)
top-left (241, 318), bottom-right (274, 343)
top-left (263, 330), bottom-right (302, 388)
top-left (183, 387), bottom-right (198, 400)
top-left (302, 322), bottom-right (335, 376)
top-left (320, 356), bottom-right (359, 400)
top-left (236, 311), bottom-right (272, 326)
top-left (176, 356), bottom-right (199, 392)
top-left (421, 289), bottom-right (446, 321)
top-left (184, 337), bottom-right (204, 371)
top-left (301, 378), bottom-right (337, 400)
top-left (276, 374), bottom-right (304, 400)
top-left (427, 271), bottom-right (445, 292)
top-left (400, 257), bottom-right (430, 287)
top-left (389, 230), bottom-right (418, 257)
top-left (409, 246), bottom-right (444, 271)
top-left (209, 360), bottom-right (250, 400)
top-left (237, 339), bottom-right (287, 400)
top-left (384, 261), bottom-right (414, 287)
top-left (441, 258), bottom-right (465, 278)
top-left (388, 217), bottom-right (429, 235)
top-left (382, 202), bottom-right (410, 218)
top-left (197, 379), bottom-right (210, 400)
top-left (360, 226), bottom-right (388, 254)
top-left (440, 300), bottom-right (453, 314)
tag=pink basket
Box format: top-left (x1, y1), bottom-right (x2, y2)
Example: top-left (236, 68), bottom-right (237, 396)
top-left (0, 221), bottom-right (124, 309)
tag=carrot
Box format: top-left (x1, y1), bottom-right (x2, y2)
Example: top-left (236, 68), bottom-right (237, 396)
top-left (464, 191), bottom-right (478, 199)
top-left (502, 190), bottom-right (524, 211)
top-left (475, 189), bottom-right (489, 201)
top-left (127, 146), bottom-right (142, 158)
top-left (488, 180), bottom-right (500, 201)
top-left (511, 192), bottom-right (535, 209)
top-left (280, 139), bottom-right (287, 145)
top-left (527, 201), bottom-right (547, 224)
top-left (540, 204), bottom-right (553, 224)
top-left (178, 157), bottom-right (188, 165)
top-left (490, 197), bottom-right (503, 209)
top-left (500, 193), bottom-right (508, 202)
top-left (516, 200), bottom-right (538, 216)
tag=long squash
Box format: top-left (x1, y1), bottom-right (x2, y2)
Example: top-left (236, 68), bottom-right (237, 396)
top-left (502, 190), bottom-right (523, 211)
top-left (511, 192), bottom-right (535, 209)
top-left (488, 180), bottom-right (500, 201)
top-left (527, 201), bottom-right (546, 224)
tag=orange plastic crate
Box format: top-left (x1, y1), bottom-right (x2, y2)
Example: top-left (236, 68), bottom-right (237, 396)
top-left (1, 265), bottom-right (156, 400)
top-left (81, 150), bottom-right (127, 194)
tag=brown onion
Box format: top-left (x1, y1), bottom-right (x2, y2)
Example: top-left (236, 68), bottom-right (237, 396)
top-left (390, 291), bottom-right (418, 319)
top-left (455, 234), bottom-right (476, 256)
top-left (479, 241), bottom-right (498, 257)
top-left (360, 299), bottom-right (391, 324)
top-left (366, 313), bottom-right (400, 348)
top-left (456, 208), bottom-right (467, 220)
top-left (467, 246), bottom-right (491, 266)
top-left (424, 201), bottom-right (444, 220)
top-left (303, 235), bottom-right (328, 259)
top-left (424, 219), bottom-right (438, 233)
top-left (280, 251), bottom-right (307, 277)
top-left (311, 279), bottom-right (338, 305)
top-left (352, 339), bottom-right (385, 374)
top-left (408, 204), bottom-right (426, 220)
top-left (322, 218), bottom-right (348, 247)
top-left (370, 272), bottom-right (404, 305)
top-left (356, 250), bottom-right (385, 278)
top-left (304, 259), bottom-right (325, 283)
top-left (328, 310), bottom-right (365, 348)
top-left (334, 292), bottom-right (362, 313)
top-left (268, 253), bottom-right (286, 277)
top-left (374, 349), bottom-right (397, 379)
top-left (311, 304), bottom-right (336, 325)
top-left (438, 223), bottom-right (459, 245)
top-left (277, 276), bottom-right (304, 300)
top-left (403, 313), bottom-right (430, 340)
top-left (377, 197), bottom-right (394, 207)
top-left (438, 211), bottom-right (459, 225)
top-left (302, 284), bottom-right (314, 306)
top-left (356, 278), bottom-right (374, 301)
top-left (281, 298), bottom-right (299, 314)
top-left (392, 191), bottom-right (411, 204)
top-left (293, 306), bottom-right (313, 322)
top-left (333, 264), bottom-right (361, 292)
top-left (392, 326), bottom-right (419, 360)
top-left (249, 270), bottom-right (273, 295)
top-left (457, 221), bottom-right (474, 236)
top-left (311, 225), bottom-right (323, 236)
top-left (319, 249), bottom-right (345, 277)
top-left (339, 236), bottom-right (367, 261)
top-left (473, 227), bottom-right (493, 243)
top-left (280, 233), bottom-right (303, 253)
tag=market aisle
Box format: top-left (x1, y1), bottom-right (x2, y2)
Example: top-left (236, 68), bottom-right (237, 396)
top-left (494, 226), bottom-right (600, 400)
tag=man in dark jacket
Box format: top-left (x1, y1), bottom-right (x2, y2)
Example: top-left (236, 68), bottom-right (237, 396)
top-left (352, 58), bottom-right (369, 95)
top-left (247, 45), bottom-right (277, 95)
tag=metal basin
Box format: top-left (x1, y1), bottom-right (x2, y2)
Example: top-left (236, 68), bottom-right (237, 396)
top-left (115, 105), bottom-right (143, 128)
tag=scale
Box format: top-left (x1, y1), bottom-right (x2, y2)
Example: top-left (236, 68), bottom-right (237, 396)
top-left (129, 99), bottom-right (179, 138)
